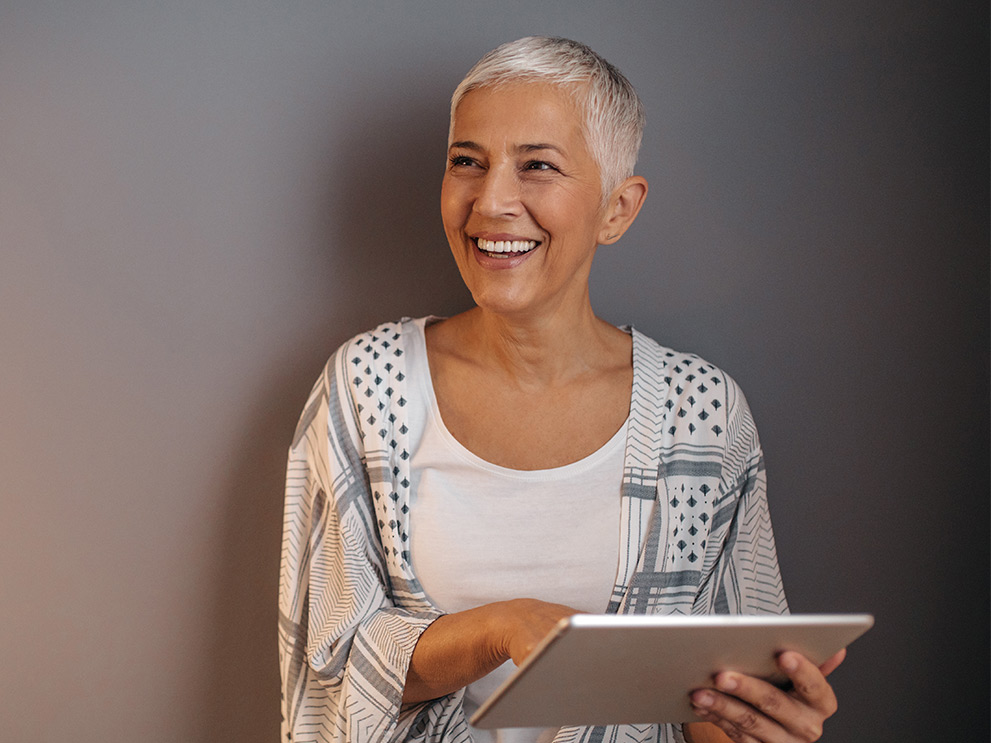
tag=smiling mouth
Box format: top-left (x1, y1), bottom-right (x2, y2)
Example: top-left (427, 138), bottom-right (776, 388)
top-left (474, 237), bottom-right (539, 257)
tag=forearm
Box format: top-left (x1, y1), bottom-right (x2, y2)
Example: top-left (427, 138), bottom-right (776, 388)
top-left (402, 603), bottom-right (510, 704)
top-left (402, 598), bottom-right (579, 705)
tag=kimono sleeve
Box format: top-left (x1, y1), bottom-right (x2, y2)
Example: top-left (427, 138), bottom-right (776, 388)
top-left (695, 377), bottom-right (789, 616)
top-left (278, 356), bottom-right (443, 743)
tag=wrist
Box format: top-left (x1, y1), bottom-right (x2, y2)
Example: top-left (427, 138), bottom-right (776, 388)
top-left (481, 599), bottom-right (522, 666)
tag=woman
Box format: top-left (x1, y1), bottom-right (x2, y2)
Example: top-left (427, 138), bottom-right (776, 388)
top-left (280, 37), bottom-right (843, 743)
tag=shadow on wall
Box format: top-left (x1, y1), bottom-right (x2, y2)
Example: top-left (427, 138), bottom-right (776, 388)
top-left (199, 69), bottom-right (471, 742)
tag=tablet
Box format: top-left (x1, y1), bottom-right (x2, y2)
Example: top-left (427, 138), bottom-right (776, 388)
top-left (470, 613), bottom-right (873, 729)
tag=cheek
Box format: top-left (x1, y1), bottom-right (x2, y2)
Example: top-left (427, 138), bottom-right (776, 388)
top-left (531, 194), bottom-right (589, 237)
top-left (524, 180), bottom-right (600, 227)
top-left (440, 182), bottom-right (468, 231)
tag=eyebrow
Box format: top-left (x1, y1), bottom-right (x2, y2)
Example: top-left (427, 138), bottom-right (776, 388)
top-left (519, 143), bottom-right (564, 155)
top-left (448, 140), bottom-right (565, 156)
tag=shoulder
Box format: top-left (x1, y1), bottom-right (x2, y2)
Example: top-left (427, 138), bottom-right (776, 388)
top-left (631, 328), bottom-right (755, 445)
top-left (316, 318), bottom-right (421, 393)
top-left (632, 327), bottom-right (747, 402)
top-left (339, 318), bottom-right (412, 373)
top-left (291, 318), bottom-right (419, 447)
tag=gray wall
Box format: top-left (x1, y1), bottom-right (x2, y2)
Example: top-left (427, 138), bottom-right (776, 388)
top-left (1, 2), bottom-right (986, 741)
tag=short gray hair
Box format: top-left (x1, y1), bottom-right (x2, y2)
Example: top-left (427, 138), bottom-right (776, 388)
top-left (449, 36), bottom-right (645, 197)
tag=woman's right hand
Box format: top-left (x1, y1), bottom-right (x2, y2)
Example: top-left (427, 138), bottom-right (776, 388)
top-left (493, 598), bottom-right (581, 666)
top-left (403, 598), bottom-right (580, 705)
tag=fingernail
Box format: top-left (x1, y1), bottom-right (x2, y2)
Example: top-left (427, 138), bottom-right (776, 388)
top-left (691, 690), bottom-right (715, 707)
top-left (780, 652), bottom-right (799, 672)
top-left (716, 674), bottom-right (738, 692)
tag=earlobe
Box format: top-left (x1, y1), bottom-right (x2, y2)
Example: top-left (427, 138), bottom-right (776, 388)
top-left (599, 176), bottom-right (648, 245)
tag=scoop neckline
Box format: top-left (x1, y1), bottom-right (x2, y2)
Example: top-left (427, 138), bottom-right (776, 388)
top-left (407, 316), bottom-right (634, 478)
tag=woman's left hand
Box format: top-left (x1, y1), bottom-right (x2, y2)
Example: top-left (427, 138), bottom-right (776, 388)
top-left (688, 648), bottom-right (846, 742)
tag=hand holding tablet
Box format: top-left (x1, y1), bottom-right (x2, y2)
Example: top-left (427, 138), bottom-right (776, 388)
top-left (687, 642), bottom-right (849, 742)
top-left (470, 613), bottom-right (873, 729)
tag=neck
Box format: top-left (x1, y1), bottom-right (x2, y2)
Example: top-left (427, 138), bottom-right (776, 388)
top-left (452, 303), bottom-right (625, 385)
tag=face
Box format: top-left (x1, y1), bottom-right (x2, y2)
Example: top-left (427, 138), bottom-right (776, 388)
top-left (441, 82), bottom-right (612, 320)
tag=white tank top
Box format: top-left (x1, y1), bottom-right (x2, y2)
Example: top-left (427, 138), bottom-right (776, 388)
top-left (405, 318), bottom-right (626, 743)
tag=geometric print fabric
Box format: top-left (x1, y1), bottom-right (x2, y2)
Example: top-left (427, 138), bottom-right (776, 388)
top-left (279, 319), bottom-right (787, 743)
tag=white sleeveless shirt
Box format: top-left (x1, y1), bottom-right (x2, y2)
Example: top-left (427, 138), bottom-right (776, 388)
top-left (405, 318), bottom-right (626, 743)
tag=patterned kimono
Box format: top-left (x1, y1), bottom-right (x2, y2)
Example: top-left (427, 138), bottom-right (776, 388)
top-left (279, 319), bottom-right (787, 743)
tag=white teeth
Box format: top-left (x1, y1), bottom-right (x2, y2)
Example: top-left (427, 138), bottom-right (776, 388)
top-left (476, 238), bottom-right (538, 254)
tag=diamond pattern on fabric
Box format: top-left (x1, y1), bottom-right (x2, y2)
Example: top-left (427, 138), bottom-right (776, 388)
top-left (280, 319), bottom-right (785, 743)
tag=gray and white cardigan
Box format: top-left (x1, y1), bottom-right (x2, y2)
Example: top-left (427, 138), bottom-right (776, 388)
top-left (279, 319), bottom-right (787, 743)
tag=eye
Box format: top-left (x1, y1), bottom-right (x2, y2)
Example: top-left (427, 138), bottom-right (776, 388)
top-left (523, 160), bottom-right (557, 172)
top-left (448, 155), bottom-right (477, 168)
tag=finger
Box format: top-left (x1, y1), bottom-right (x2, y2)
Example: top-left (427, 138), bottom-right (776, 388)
top-left (711, 668), bottom-right (830, 741)
top-left (689, 704), bottom-right (763, 743)
top-left (777, 652), bottom-right (838, 717)
top-left (817, 648), bottom-right (846, 677)
top-left (690, 686), bottom-right (789, 743)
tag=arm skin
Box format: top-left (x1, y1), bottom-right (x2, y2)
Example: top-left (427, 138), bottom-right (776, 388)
top-left (402, 598), bottom-right (578, 705)
top-left (686, 649), bottom-right (846, 743)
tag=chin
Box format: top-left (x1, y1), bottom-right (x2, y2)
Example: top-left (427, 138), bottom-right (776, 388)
top-left (467, 289), bottom-right (538, 319)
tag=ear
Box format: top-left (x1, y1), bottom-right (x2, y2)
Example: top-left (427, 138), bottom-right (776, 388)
top-left (598, 176), bottom-right (648, 245)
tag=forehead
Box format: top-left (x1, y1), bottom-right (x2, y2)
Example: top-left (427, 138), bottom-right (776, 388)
top-left (450, 82), bottom-right (588, 150)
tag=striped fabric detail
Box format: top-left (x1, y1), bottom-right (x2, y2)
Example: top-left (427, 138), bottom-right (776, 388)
top-left (279, 319), bottom-right (787, 742)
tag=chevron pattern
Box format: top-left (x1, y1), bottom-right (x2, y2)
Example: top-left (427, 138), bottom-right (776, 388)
top-left (279, 319), bottom-right (787, 742)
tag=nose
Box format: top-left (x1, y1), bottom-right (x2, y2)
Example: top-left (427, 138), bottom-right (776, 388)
top-left (472, 164), bottom-right (522, 218)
